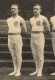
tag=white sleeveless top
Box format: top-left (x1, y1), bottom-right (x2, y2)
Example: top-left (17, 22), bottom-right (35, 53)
top-left (30, 15), bottom-right (47, 37)
top-left (50, 16), bottom-right (55, 30)
top-left (7, 15), bottom-right (24, 33)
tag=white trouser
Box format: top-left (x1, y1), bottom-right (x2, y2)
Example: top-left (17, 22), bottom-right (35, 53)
top-left (52, 32), bottom-right (55, 56)
top-left (8, 35), bottom-right (23, 73)
top-left (31, 33), bottom-right (45, 73)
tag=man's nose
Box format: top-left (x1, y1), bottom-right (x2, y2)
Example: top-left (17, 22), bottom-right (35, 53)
top-left (34, 10), bottom-right (37, 12)
top-left (12, 9), bottom-right (15, 11)
top-left (34, 9), bottom-right (37, 11)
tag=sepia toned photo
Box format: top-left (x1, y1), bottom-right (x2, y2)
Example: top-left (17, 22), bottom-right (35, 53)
top-left (0, 0), bottom-right (55, 80)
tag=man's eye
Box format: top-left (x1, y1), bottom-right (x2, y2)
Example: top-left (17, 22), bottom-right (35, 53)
top-left (34, 8), bottom-right (39, 10)
top-left (11, 8), bottom-right (16, 10)
top-left (33, 8), bottom-right (35, 10)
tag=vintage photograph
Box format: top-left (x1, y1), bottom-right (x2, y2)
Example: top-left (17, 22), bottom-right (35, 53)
top-left (0, 0), bottom-right (55, 80)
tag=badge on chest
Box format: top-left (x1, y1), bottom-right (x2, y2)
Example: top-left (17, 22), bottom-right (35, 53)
top-left (36, 20), bottom-right (41, 26)
top-left (14, 21), bottom-right (18, 26)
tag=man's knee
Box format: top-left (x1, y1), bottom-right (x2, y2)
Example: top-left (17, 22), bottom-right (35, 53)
top-left (18, 56), bottom-right (22, 62)
top-left (39, 58), bottom-right (44, 62)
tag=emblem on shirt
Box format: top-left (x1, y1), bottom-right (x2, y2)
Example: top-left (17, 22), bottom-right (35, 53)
top-left (36, 20), bottom-right (41, 26)
top-left (14, 21), bottom-right (18, 26)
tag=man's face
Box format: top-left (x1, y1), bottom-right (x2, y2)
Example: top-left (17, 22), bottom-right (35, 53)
top-left (11, 5), bottom-right (18, 15)
top-left (33, 5), bottom-right (41, 15)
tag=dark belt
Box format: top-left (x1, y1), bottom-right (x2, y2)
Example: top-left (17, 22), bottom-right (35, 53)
top-left (52, 30), bottom-right (55, 32)
top-left (31, 31), bottom-right (43, 33)
top-left (8, 33), bottom-right (21, 35)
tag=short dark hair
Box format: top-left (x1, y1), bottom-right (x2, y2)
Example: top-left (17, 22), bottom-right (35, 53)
top-left (33, 4), bottom-right (42, 9)
top-left (11, 3), bottom-right (19, 9)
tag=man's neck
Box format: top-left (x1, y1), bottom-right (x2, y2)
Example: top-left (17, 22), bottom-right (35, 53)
top-left (34, 14), bottom-right (40, 18)
top-left (12, 14), bottom-right (18, 18)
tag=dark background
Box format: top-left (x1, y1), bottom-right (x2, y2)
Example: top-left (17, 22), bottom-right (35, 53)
top-left (0, 0), bottom-right (55, 20)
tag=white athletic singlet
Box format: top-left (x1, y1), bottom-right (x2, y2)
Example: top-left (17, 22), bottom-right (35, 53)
top-left (30, 15), bottom-right (48, 37)
top-left (50, 16), bottom-right (55, 30)
top-left (7, 15), bottom-right (24, 33)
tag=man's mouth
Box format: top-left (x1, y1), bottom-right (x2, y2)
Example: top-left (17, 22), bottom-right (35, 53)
top-left (12, 11), bottom-right (15, 12)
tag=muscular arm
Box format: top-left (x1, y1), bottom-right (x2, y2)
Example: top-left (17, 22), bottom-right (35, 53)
top-left (49, 20), bottom-right (53, 32)
top-left (6, 20), bottom-right (9, 33)
top-left (20, 19), bottom-right (27, 33)
top-left (29, 21), bottom-right (32, 33)
top-left (43, 18), bottom-right (50, 34)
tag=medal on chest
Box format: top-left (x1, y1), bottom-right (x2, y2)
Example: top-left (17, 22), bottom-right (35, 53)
top-left (14, 21), bottom-right (18, 26)
top-left (36, 20), bottom-right (41, 26)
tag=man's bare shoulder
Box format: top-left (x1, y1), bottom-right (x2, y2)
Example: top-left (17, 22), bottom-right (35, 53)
top-left (50, 16), bottom-right (55, 20)
top-left (30, 17), bottom-right (34, 21)
top-left (40, 15), bottom-right (47, 20)
top-left (18, 15), bottom-right (24, 20)
top-left (7, 17), bottom-right (12, 21)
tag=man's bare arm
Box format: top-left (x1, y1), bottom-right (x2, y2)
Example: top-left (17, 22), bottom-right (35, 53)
top-left (43, 18), bottom-right (50, 34)
top-left (49, 20), bottom-right (53, 32)
top-left (28, 21), bottom-right (32, 33)
top-left (20, 19), bottom-right (27, 33)
top-left (6, 20), bottom-right (9, 33)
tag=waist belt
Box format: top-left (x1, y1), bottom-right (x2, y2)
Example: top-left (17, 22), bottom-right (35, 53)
top-left (52, 30), bottom-right (55, 32)
top-left (31, 31), bottom-right (43, 33)
top-left (8, 33), bottom-right (21, 35)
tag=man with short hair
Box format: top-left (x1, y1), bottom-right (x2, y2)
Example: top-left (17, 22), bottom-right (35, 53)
top-left (50, 15), bottom-right (55, 75)
top-left (29, 4), bottom-right (50, 76)
top-left (7, 4), bottom-right (27, 76)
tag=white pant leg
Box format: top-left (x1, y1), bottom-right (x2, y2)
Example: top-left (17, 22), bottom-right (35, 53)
top-left (15, 35), bottom-right (23, 73)
top-left (31, 37), bottom-right (39, 72)
top-left (8, 35), bottom-right (17, 72)
top-left (34, 34), bottom-right (45, 73)
top-left (36, 34), bottom-right (45, 61)
top-left (52, 32), bottom-right (55, 56)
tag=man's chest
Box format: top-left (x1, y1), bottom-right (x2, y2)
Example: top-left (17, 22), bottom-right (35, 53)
top-left (31, 18), bottom-right (43, 26)
top-left (8, 19), bottom-right (20, 27)
top-left (51, 18), bottom-right (55, 25)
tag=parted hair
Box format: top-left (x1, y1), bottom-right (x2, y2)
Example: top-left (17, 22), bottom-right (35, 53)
top-left (11, 3), bottom-right (19, 9)
top-left (33, 4), bottom-right (42, 9)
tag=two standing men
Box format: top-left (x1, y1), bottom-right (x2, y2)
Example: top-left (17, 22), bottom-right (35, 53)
top-left (7, 3), bottom-right (54, 77)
